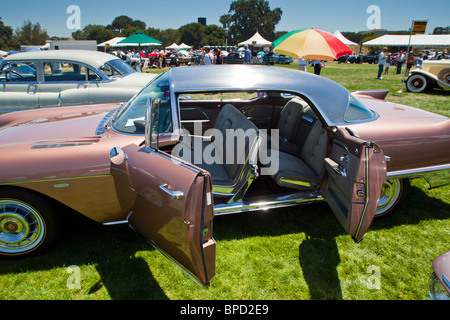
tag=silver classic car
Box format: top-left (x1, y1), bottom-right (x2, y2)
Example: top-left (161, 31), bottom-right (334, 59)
top-left (0, 50), bottom-right (156, 112)
top-left (0, 65), bottom-right (449, 287)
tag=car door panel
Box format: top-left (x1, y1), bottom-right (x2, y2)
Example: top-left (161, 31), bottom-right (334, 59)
top-left (324, 127), bottom-right (387, 242)
top-left (110, 143), bottom-right (216, 286)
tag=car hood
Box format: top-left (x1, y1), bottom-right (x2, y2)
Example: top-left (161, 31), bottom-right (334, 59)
top-left (0, 104), bottom-right (118, 146)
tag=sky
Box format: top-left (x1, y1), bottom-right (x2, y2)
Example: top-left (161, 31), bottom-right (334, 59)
top-left (1, 0), bottom-right (449, 39)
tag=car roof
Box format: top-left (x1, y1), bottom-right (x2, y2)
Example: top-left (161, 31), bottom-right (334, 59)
top-left (2, 50), bottom-right (119, 69)
top-left (169, 65), bottom-right (350, 125)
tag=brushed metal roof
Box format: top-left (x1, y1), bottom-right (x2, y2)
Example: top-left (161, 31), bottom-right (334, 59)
top-left (169, 65), bottom-right (351, 125)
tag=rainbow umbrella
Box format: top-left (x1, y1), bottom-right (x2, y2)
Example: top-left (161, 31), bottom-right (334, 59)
top-left (272, 28), bottom-right (353, 61)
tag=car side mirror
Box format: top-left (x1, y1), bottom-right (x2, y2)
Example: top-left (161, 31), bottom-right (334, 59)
top-left (109, 147), bottom-right (128, 165)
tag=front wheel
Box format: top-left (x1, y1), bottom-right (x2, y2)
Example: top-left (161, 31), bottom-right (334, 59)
top-left (375, 178), bottom-right (409, 219)
top-left (406, 74), bottom-right (429, 93)
top-left (0, 188), bottom-right (59, 258)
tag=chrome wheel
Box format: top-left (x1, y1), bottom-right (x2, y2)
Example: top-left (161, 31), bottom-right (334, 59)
top-left (0, 200), bottom-right (45, 255)
top-left (0, 189), bottom-right (58, 258)
top-left (375, 178), bottom-right (407, 218)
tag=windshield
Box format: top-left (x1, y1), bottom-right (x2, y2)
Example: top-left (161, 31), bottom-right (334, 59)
top-left (100, 59), bottom-right (135, 78)
top-left (344, 94), bottom-right (376, 122)
top-left (112, 72), bottom-right (171, 134)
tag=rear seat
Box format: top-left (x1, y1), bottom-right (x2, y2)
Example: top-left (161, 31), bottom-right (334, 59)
top-left (266, 97), bottom-right (328, 190)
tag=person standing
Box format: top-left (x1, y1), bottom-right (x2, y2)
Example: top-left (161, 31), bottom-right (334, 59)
top-left (243, 45), bottom-right (252, 64)
top-left (405, 51), bottom-right (415, 76)
top-left (297, 57), bottom-right (307, 72)
top-left (384, 53), bottom-right (392, 75)
top-left (312, 59), bottom-right (322, 75)
top-left (396, 50), bottom-right (405, 74)
top-left (376, 47), bottom-right (388, 79)
top-left (203, 47), bottom-right (214, 65)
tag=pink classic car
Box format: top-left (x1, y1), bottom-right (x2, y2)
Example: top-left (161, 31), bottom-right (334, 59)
top-left (0, 65), bottom-right (449, 286)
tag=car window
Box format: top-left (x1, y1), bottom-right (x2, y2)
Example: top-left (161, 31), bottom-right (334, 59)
top-left (43, 62), bottom-right (87, 82)
top-left (112, 72), bottom-right (171, 134)
top-left (0, 62), bottom-right (37, 82)
top-left (344, 95), bottom-right (377, 122)
top-left (99, 59), bottom-right (135, 78)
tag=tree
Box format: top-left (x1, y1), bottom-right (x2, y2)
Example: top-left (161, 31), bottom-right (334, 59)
top-left (111, 15), bottom-right (134, 33)
top-left (0, 18), bottom-right (14, 50)
top-left (14, 20), bottom-right (49, 45)
top-left (179, 23), bottom-right (206, 49)
top-left (220, 0), bottom-right (282, 44)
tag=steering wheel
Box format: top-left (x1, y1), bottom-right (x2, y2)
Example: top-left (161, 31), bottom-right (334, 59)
top-left (4, 69), bottom-right (25, 81)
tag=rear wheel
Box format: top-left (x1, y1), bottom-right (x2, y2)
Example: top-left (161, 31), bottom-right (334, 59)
top-left (375, 178), bottom-right (408, 219)
top-left (0, 189), bottom-right (58, 258)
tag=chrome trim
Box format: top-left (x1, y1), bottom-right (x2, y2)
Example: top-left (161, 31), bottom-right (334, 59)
top-left (214, 192), bottom-right (324, 215)
top-left (387, 165), bottom-right (450, 189)
top-left (354, 146), bottom-right (370, 241)
top-left (159, 184), bottom-right (184, 200)
top-left (102, 220), bottom-right (128, 226)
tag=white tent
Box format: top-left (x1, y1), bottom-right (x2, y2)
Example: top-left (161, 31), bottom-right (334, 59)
top-left (178, 43), bottom-right (192, 49)
top-left (0, 50), bottom-right (7, 57)
top-left (166, 43), bottom-right (180, 50)
top-left (363, 34), bottom-right (450, 47)
top-left (332, 30), bottom-right (358, 47)
top-left (97, 37), bottom-right (125, 48)
top-left (238, 32), bottom-right (272, 46)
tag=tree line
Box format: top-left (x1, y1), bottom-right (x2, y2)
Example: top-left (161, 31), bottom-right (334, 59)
top-left (1, 0), bottom-right (286, 50)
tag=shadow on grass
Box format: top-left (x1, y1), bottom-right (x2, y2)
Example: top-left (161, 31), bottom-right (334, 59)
top-left (213, 182), bottom-right (449, 300)
top-left (0, 182), bottom-right (448, 300)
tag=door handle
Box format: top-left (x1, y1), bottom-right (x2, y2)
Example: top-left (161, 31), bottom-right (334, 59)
top-left (159, 184), bottom-right (183, 200)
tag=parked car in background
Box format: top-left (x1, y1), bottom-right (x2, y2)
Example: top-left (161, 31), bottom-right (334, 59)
top-left (406, 60), bottom-right (450, 93)
top-left (0, 50), bottom-right (156, 112)
top-left (0, 66), bottom-right (448, 286)
top-left (272, 54), bottom-right (294, 64)
top-left (165, 51), bottom-right (195, 66)
top-left (346, 54), bottom-right (378, 64)
top-left (222, 52), bottom-right (245, 64)
top-left (429, 251), bottom-right (450, 300)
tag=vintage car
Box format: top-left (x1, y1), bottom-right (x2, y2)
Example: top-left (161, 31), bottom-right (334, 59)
top-left (222, 52), bottom-right (245, 64)
top-left (0, 50), bottom-right (156, 112)
top-left (429, 250), bottom-right (450, 300)
top-left (0, 65), bottom-right (449, 286)
top-left (406, 60), bottom-right (450, 93)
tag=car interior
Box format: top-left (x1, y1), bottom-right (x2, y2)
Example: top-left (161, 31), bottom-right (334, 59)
top-left (169, 91), bottom-right (329, 206)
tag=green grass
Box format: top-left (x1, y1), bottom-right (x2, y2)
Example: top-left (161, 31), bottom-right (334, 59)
top-left (0, 62), bottom-right (448, 300)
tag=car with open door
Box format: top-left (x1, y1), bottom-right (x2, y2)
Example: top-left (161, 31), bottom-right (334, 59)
top-left (0, 65), bottom-right (448, 286)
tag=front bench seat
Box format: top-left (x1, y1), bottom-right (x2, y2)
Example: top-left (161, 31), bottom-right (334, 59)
top-left (177, 104), bottom-right (261, 198)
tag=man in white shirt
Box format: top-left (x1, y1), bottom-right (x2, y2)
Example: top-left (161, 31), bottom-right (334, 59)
top-left (203, 47), bottom-right (214, 65)
top-left (377, 47), bottom-right (387, 79)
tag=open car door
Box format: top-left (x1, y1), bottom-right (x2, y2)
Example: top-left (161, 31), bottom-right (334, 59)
top-left (109, 97), bottom-right (215, 286)
top-left (324, 127), bottom-right (387, 242)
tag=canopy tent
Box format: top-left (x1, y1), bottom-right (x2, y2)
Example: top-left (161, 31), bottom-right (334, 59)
top-left (178, 43), bottom-right (192, 50)
top-left (97, 37), bottom-right (125, 47)
top-left (332, 30), bottom-right (358, 47)
top-left (117, 31), bottom-right (162, 48)
top-left (238, 32), bottom-right (272, 46)
top-left (166, 43), bottom-right (180, 50)
top-left (363, 34), bottom-right (450, 47)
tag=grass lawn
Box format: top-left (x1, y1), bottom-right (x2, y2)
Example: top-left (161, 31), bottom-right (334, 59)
top-left (0, 62), bottom-right (448, 301)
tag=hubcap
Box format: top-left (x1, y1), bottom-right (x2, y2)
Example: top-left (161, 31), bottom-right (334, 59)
top-left (0, 200), bottom-right (44, 254)
top-left (412, 78), bottom-right (423, 88)
top-left (376, 179), bottom-right (401, 216)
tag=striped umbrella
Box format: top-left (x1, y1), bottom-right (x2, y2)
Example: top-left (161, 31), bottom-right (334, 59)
top-left (272, 28), bottom-right (353, 61)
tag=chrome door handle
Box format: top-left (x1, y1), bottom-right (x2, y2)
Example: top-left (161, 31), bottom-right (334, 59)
top-left (159, 184), bottom-right (183, 200)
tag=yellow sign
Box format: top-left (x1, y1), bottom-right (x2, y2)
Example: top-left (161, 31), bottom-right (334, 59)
top-left (412, 21), bottom-right (427, 34)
